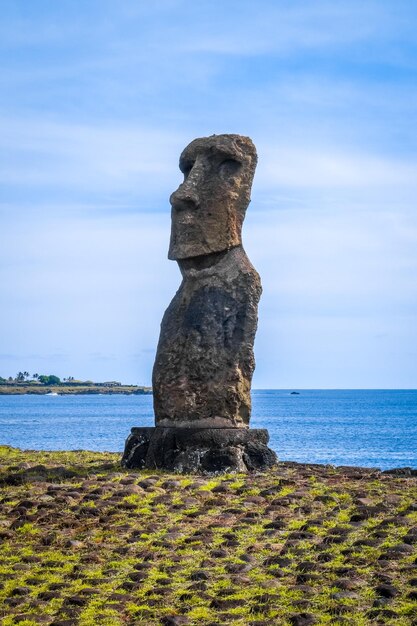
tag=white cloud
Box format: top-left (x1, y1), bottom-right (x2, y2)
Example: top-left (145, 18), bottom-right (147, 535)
top-left (258, 145), bottom-right (417, 188)
top-left (175, 1), bottom-right (402, 56)
top-left (0, 2), bottom-right (386, 56)
top-left (245, 205), bottom-right (417, 387)
top-left (0, 211), bottom-right (177, 384)
top-left (1, 202), bottom-right (416, 387)
top-left (0, 118), bottom-right (183, 191)
top-left (1, 0), bottom-right (417, 388)
top-left (2, 117), bottom-right (416, 213)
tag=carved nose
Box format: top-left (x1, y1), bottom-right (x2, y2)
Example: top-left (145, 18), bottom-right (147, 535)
top-left (170, 186), bottom-right (199, 211)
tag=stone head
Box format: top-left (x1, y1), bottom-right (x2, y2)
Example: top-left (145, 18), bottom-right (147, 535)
top-left (168, 134), bottom-right (257, 260)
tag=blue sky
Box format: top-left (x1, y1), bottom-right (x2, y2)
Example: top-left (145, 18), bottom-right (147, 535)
top-left (1, 0), bottom-right (417, 387)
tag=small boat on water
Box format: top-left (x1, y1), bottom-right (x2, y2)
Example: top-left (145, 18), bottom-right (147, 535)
top-left (46, 392), bottom-right (59, 396)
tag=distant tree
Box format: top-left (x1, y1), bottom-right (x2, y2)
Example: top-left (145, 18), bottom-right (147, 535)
top-left (16, 372), bottom-right (25, 382)
top-left (33, 373), bottom-right (39, 380)
top-left (23, 371), bottom-right (30, 380)
top-left (38, 374), bottom-right (61, 385)
top-left (8, 377), bottom-right (13, 382)
top-left (0, 377), bottom-right (6, 383)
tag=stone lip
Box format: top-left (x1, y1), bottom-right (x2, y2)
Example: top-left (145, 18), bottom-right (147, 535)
top-left (121, 426), bottom-right (277, 474)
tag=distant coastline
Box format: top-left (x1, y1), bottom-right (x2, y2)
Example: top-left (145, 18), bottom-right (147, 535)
top-left (0, 383), bottom-right (152, 395)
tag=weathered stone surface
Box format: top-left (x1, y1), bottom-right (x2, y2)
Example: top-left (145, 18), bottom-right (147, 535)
top-left (121, 427), bottom-right (276, 473)
top-left (153, 134), bottom-right (261, 428)
top-left (168, 134), bottom-right (257, 260)
top-left (122, 133), bottom-right (277, 472)
top-left (153, 246), bottom-right (261, 427)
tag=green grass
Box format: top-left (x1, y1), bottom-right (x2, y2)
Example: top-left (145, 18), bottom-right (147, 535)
top-left (0, 445), bottom-right (416, 625)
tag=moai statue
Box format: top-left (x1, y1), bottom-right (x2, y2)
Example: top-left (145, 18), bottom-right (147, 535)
top-left (122, 134), bottom-right (277, 472)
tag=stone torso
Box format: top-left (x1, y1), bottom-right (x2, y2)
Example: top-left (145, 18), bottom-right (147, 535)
top-left (152, 246), bottom-right (261, 428)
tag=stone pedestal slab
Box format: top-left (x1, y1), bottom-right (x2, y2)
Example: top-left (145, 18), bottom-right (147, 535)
top-left (121, 427), bottom-right (277, 473)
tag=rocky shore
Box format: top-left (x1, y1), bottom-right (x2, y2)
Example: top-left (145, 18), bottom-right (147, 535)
top-left (0, 446), bottom-right (416, 625)
top-left (0, 385), bottom-right (152, 396)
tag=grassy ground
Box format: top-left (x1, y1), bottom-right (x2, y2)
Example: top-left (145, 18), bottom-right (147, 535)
top-left (0, 446), bottom-right (416, 626)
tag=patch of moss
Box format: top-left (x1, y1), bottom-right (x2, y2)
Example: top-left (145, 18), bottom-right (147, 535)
top-left (0, 447), bottom-right (416, 625)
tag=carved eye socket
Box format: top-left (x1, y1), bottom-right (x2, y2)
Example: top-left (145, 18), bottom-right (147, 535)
top-left (219, 158), bottom-right (241, 176)
top-left (181, 161), bottom-right (194, 178)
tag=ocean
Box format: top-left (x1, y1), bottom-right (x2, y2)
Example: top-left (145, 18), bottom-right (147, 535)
top-left (0, 389), bottom-right (416, 470)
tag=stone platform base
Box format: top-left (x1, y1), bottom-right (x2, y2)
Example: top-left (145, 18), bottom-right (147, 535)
top-left (121, 427), bottom-right (277, 473)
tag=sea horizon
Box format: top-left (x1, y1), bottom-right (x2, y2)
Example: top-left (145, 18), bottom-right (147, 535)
top-left (1, 389), bottom-right (416, 470)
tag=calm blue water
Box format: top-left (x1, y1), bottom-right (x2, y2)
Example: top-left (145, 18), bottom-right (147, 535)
top-left (0, 390), bottom-right (416, 470)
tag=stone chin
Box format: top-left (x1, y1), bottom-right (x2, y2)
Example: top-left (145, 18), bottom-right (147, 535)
top-left (168, 236), bottom-right (241, 261)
